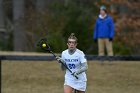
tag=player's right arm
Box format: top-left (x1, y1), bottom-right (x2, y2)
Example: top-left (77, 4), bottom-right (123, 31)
top-left (60, 59), bottom-right (66, 71)
top-left (56, 52), bottom-right (66, 71)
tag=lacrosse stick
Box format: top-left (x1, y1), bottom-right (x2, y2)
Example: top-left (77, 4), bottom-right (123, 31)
top-left (36, 37), bottom-right (78, 79)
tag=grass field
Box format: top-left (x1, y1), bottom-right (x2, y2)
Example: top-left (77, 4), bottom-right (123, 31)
top-left (2, 61), bottom-right (140, 93)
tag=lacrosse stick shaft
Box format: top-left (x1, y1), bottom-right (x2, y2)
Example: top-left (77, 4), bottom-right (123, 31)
top-left (49, 51), bottom-right (78, 79)
top-left (49, 51), bottom-right (57, 58)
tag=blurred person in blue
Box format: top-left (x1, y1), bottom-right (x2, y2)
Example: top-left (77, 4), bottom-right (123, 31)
top-left (93, 5), bottom-right (115, 56)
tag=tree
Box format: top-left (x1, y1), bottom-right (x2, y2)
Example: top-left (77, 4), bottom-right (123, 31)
top-left (36, 0), bottom-right (47, 12)
top-left (13, 0), bottom-right (27, 51)
top-left (109, 0), bottom-right (140, 54)
top-left (0, 0), bottom-right (5, 32)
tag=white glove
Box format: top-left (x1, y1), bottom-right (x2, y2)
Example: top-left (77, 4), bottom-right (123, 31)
top-left (56, 56), bottom-right (61, 61)
top-left (71, 72), bottom-right (78, 77)
top-left (56, 56), bottom-right (65, 64)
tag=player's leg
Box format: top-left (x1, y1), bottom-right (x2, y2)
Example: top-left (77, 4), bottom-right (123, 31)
top-left (64, 85), bottom-right (73, 93)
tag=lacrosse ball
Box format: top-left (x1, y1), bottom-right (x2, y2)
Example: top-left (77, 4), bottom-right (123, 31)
top-left (42, 43), bottom-right (46, 47)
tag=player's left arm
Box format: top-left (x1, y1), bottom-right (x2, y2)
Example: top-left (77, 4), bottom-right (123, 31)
top-left (56, 52), bottom-right (66, 71)
top-left (75, 62), bottom-right (88, 75)
top-left (72, 52), bottom-right (88, 76)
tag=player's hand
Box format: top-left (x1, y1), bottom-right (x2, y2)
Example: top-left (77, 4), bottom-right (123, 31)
top-left (56, 56), bottom-right (65, 64)
top-left (71, 72), bottom-right (78, 77)
top-left (56, 56), bottom-right (61, 61)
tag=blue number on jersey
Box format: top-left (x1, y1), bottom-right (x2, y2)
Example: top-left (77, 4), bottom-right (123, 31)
top-left (68, 64), bottom-right (75, 69)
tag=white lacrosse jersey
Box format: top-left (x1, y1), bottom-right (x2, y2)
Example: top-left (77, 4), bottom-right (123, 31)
top-left (61, 49), bottom-right (87, 82)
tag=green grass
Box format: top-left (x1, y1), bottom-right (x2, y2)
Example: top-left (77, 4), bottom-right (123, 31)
top-left (2, 61), bottom-right (140, 93)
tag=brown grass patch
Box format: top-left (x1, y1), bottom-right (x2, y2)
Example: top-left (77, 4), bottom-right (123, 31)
top-left (2, 61), bottom-right (140, 93)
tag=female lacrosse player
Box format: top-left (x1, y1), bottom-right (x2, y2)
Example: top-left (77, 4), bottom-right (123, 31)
top-left (57, 33), bottom-right (88, 93)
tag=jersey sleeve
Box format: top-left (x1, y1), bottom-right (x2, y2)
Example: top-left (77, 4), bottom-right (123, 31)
top-left (61, 51), bottom-right (65, 60)
top-left (80, 52), bottom-right (87, 63)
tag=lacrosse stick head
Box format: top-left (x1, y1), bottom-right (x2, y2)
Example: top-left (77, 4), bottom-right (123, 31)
top-left (36, 37), bottom-right (51, 52)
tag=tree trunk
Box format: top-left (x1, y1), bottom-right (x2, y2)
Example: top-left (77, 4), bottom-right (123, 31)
top-left (13, 0), bottom-right (27, 51)
top-left (36, 0), bottom-right (48, 13)
top-left (64, 0), bottom-right (69, 7)
top-left (0, 0), bottom-right (5, 32)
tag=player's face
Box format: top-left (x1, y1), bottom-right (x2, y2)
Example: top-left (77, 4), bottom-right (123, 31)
top-left (67, 39), bottom-right (77, 50)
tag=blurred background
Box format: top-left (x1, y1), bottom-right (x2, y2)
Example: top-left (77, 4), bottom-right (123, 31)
top-left (0, 0), bottom-right (140, 55)
top-left (1, 1), bottom-right (140, 93)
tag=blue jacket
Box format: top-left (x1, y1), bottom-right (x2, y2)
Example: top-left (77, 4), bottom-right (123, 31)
top-left (94, 15), bottom-right (115, 40)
